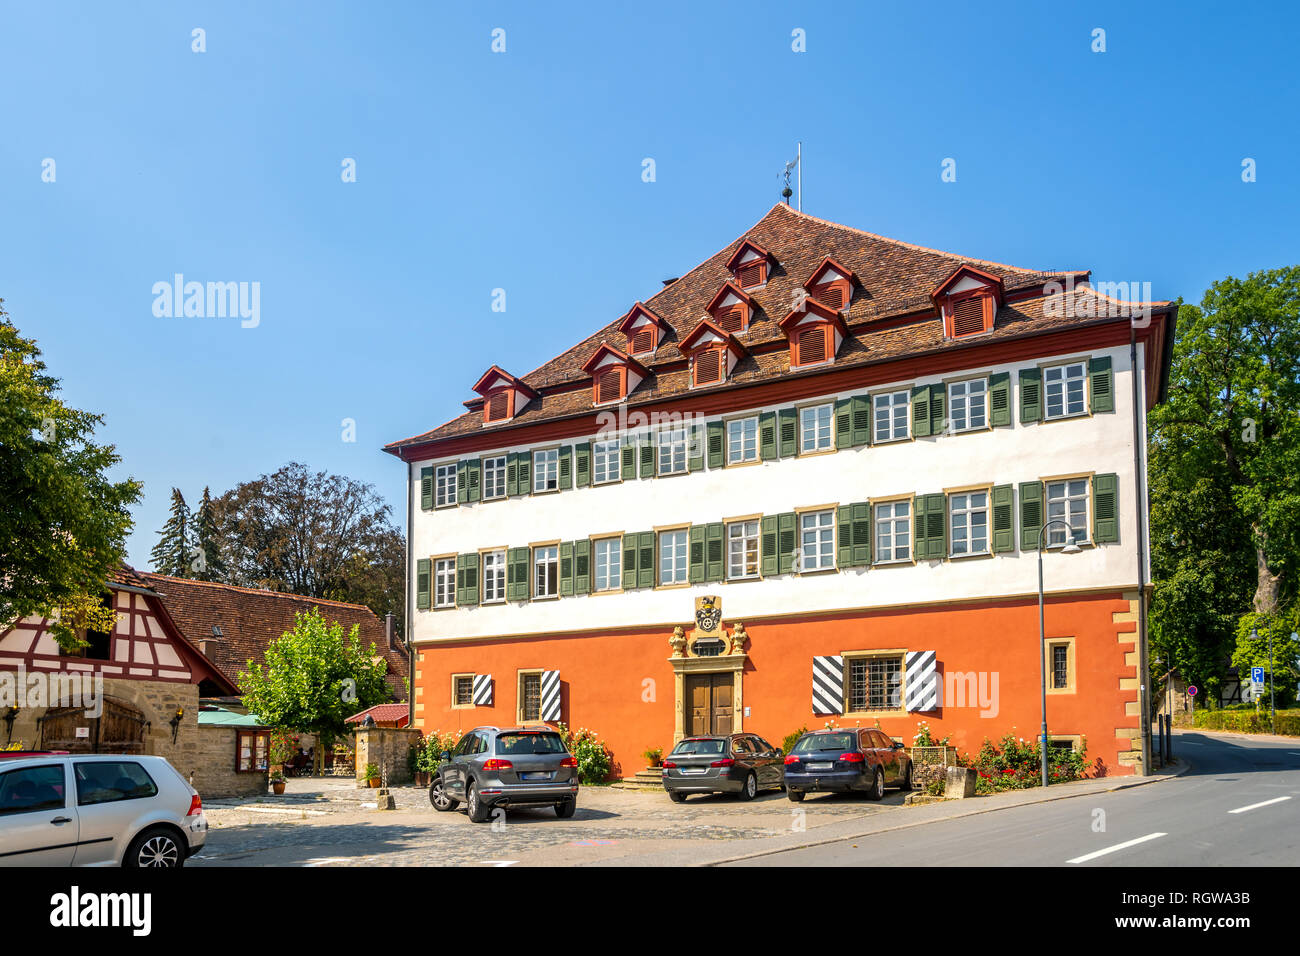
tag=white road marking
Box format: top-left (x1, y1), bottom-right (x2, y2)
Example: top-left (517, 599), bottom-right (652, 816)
top-left (481, 860), bottom-right (518, 867)
top-left (1227, 796), bottom-right (1291, 814)
top-left (302, 857), bottom-right (351, 867)
top-left (1067, 832), bottom-right (1167, 864)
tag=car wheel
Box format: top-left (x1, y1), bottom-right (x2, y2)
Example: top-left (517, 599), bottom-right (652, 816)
top-left (554, 797), bottom-right (577, 818)
top-left (125, 826), bottom-right (184, 868)
top-left (738, 772), bottom-right (758, 801)
top-left (466, 781), bottom-right (491, 823)
top-left (900, 762), bottom-right (913, 792)
top-left (668, 791), bottom-right (688, 803)
top-left (787, 789), bottom-right (805, 802)
top-left (429, 778), bottom-right (458, 811)
top-left (866, 767), bottom-right (884, 801)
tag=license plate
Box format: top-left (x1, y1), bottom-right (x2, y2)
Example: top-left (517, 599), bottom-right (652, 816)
top-left (808, 762), bottom-right (834, 771)
top-left (681, 768), bottom-right (706, 775)
top-left (521, 772), bottom-right (550, 780)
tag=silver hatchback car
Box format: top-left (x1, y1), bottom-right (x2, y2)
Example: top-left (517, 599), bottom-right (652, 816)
top-left (430, 727), bottom-right (580, 823)
top-left (0, 753), bottom-right (207, 867)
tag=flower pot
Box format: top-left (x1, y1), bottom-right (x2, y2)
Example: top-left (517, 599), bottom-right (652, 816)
top-left (272, 781), bottom-right (286, 795)
top-left (368, 777), bottom-right (381, 788)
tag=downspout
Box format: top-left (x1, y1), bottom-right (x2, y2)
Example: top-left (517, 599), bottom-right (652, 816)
top-left (1131, 323), bottom-right (1152, 775)
top-left (406, 460), bottom-right (415, 731)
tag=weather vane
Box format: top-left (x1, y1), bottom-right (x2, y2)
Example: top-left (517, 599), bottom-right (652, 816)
top-left (782, 143), bottom-right (802, 210)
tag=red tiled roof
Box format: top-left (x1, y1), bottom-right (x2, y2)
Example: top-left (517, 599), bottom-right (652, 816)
top-left (345, 703), bottom-right (411, 725)
top-left (385, 203), bottom-right (1168, 456)
top-left (135, 573), bottom-right (408, 700)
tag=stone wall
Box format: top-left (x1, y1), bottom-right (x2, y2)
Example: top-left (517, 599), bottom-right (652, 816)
top-left (190, 725), bottom-right (268, 799)
top-left (354, 726), bottom-right (420, 787)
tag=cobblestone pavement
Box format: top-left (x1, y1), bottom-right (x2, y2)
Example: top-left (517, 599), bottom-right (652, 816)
top-left (192, 777), bottom-right (907, 867)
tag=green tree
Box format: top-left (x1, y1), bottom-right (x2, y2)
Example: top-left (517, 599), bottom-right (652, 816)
top-left (1231, 608), bottom-right (1300, 708)
top-left (237, 606), bottom-right (392, 773)
top-left (191, 486), bottom-right (225, 581)
top-left (0, 303), bottom-right (142, 650)
top-left (150, 488), bottom-right (192, 578)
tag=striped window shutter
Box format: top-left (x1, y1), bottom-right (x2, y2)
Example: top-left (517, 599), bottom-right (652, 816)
top-left (540, 670), bottom-right (561, 722)
top-left (989, 372), bottom-right (1011, 427)
top-left (622, 533), bottom-right (639, 589)
top-left (688, 423), bottom-right (704, 472)
top-left (621, 437), bottom-right (637, 480)
top-left (1089, 357), bottom-right (1114, 413)
top-left (559, 541), bottom-right (575, 596)
top-left (456, 553), bottom-right (479, 606)
top-left (777, 512), bottom-right (797, 573)
top-left (639, 435), bottom-right (654, 479)
top-left (851, 395), bottom-right (871, 446)
top-left (1020, 367), bottom-right (1042, 423)
top-left (912, 385), bottom-right (932, 437)
top-left (472, 673), bottom-right (494, 706)
top-left (575, 442), bottom-right (591, 488)
top-left (929, 384), bottom-right (947, 436)
top-left (991, 484), bottom-right (1015, 553)
top-left (517, 452), bottom-right (531, 494)
top-left (420, 467), bottom-right (433, 510)
top-left (836, 505), bottom-right (853, 567)
top-left (637, 532), bottom-right (655, 589)
top-left (559, 446), bottom-right (573, 491)
top-left (707, 420), bottom-right (725, 468)
top-left (759, 411), bottom-right (778, 460)
top-left (1093, 473), bottom-right (1119, 543)
top-left (1019, 481), bottom-right (1044, 550)
top-left (812, 656), bottom-right (844, 715)
top-left (506, 547), bottom-right (529, 602)
top-left (778, 408), bottom-right (797, 458)
top-left (761, 515), bottom-right (779, 576)
top-left (457, 460), bottom-right (470, 504)
top-left (573, 539), bottom-right (591, 594)
top-left (506, 453), bottom-right (519, 497)
top-left (415, 558), bottom-right (431, 610)
top-left (835, 398), bottom-right (853, 450)
top-left (705, 522), bottom-right (725, 581)
top-left (688, 525), bottom-right (706, 584)
top-left (904, 651), bottom-right (941, 711)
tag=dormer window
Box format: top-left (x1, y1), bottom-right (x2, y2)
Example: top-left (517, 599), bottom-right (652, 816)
top-left (485, 391), bottom-right (510, 423)
top-left (705, 283), bottom-right (754, 336)
top-left (693, 347), bottom-right (724, 386)
top-left (470, 366), bottom-right (538, 426)
top-left (796, 326), bottom-right (828, 365)
top-left (617, 302), bottom-right (670, 357)
top-left (581, 343), bottom-right (649, 407)
top-left (596, 367), bottom-right (625, 403)
top-left (931, 265), bottom-right (1004, 340)
top-left (779, 296), bottom-right (848, 370)
top-left (726, 240), bottom-right (772, 290)
top-left (803, 257), bottom-right (854, 312)
top-left (680, 317), bottom-right (746, 389)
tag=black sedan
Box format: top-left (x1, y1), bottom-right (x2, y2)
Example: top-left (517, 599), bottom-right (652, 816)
top-left (783, 728), bottom-right (912, 801)
top-left (661, 733), bottom-right (785, 802)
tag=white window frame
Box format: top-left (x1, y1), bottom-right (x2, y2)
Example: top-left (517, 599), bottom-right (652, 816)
top-left (532, 448), bottom-right (559, 493)
top-left (948, 378), bottom-right (988, 433)
top-left (1046, 478), bottom-right (1091, 547)
top-left (482, 456), bottom-right (507, 500)
top-left (949, 491), bottom-right (990, 557)
top-left (727, 416), bottom-right (759, 464)
top-left (434, 464), bottom-right (457, 508)
top-left (592, 438), bottom-right (621, 485)
top-left (873, 390), bottom-right (910, 443)
top-left (800, 403), bottom-right (833, 454)
top-left (874, 501), bottom-right (911, 563)
top-left (433, 557), bottom-right (456, 608)
top-left (727, 520), bottom-right (760, 580)
top-left (799, 509), bottom-right (836, 572)
top-left (593, 537), bottom-right (621, 592)
top-left (659, 529), bottom-right (688, 585)
top-left (1044, 362), bottom-right (1088, 420)
top-left (532, 545), bottom-right (559, 598)
top-left (481, 550), bottom-right (506, 603)
top-left (657, 427), bottom-right (688, 476)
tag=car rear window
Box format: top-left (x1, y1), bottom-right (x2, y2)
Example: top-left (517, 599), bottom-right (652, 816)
top-left (670, 738), bottom-right (725, 755)
top-left (792, 733), bottom-right (856, 754)
top-left (74, 761), bottom-right (158, 806)
top-left (495, 732), bottom-right (567, 755)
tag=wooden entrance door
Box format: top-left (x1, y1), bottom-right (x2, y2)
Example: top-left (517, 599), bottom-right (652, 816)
top-left (685, 673), bottom-right (733, 736)
top-left (39, 698), bottom-right (147, 754)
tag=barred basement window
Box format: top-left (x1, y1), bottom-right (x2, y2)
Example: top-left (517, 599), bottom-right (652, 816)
top-left (519, 673), bottom-right (542, 722)
top-left (847, 656), bottom-right (903, 712)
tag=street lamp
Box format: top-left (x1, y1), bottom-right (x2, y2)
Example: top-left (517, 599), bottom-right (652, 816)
top-left (1038, 519), bottom-right (1081, 788)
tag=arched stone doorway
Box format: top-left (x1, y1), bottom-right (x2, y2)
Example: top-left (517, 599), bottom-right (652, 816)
top-left (38, 696), bottom-right (148, 754)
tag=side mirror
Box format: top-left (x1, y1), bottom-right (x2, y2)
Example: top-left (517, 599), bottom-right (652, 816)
top-left (441, 750), bottom-right (452, 761)
top-left (893, 741), bottom-right (904, 749)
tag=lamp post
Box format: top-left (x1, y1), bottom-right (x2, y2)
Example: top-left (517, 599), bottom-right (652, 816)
top-left (1038, 519), bottom-right (1081, 787)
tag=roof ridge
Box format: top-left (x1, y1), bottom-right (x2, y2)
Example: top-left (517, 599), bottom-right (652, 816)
top-left (137, 572), bottom-right (378, 613)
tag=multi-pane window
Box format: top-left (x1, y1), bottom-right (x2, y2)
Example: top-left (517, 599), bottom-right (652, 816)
top-left (482, 550), bottom-right (506, 603)
top-left (1044, 362), bottom-right (1087, 419)
top-left (533, 448), bottom-right (559, 493)
top-left (948, 378), bottom-right (987, 432)
top-left (799, 510), bottom-right (835, 571)
top-left (434, 558), bottom-right (456, 607)
top-left (657, 427), bottom-right (688, 476)
top-left (727, 520), bottom-right (760, 580)
top-left (874, 501), bottom-right (911, 562)
top-left (847, 656), bottom-right (903, 712)
top-left (1046, 478), bottom-right (1090, 546)
top-left (727, 417), bottom-right (759, 464)
top-left (1051, 644), bottom-right (1070, 690)
top-left (949, 491), bottom-right (989, 557)
top-left (593, 537), bottom-right (621, 591)
top-left (659, 529), bottom-right (688, 585)
top-left (800, 403), bottom-right (833, 453)
top-left (454, 675), bottom-right (474, 706)
top-left (533, 545), bottom-right (559, 598)
top-left (482, 456), bottom-right (507, 499)
top-left (519, 673), bottom-right (542, 722)
top-left (236, 731), bottom-right (270, 772)
top-left (873, 390), bottom-right (909, 443)
top-left (435, 464), bottom-right (457, 508)
top-left (592, 438), bottom-right (620, 484)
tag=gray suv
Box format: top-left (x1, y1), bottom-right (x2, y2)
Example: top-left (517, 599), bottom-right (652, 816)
top-left (429, 727), bottom-right (579, 823)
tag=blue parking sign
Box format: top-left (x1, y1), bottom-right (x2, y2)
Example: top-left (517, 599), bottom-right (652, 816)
top-left (1251, 666), bottom-right (1266, 684)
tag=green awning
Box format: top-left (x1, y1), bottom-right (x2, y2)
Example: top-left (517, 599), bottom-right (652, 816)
top-left (197, 708), bottom-right (267, 728)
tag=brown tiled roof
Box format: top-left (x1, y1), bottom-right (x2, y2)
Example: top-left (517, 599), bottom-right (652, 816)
top-left (385, 203), bottom-right (1166, 454)
top-left (345, 703), bottom-right (411, 726)
top-left (136, 573), bottom-right (408, 700)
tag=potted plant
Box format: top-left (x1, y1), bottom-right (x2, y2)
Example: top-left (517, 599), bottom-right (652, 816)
top-left (642, 746), bottom-right (663, 768)
top-left (269, 769), bottom-right (286, 795)
top-left (364, 762), bottom-right (381, 788)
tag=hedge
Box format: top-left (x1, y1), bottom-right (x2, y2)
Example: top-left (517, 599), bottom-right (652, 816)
top-left (1193, 709), bottom-right (1300, 736)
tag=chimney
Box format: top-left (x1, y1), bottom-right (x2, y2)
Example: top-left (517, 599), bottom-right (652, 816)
top-left (385, 612), bottom-right (396, 649)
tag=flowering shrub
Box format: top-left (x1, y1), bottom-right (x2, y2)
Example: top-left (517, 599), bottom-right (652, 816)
top-left (963, 734), bottom-right (1088, 793)
top-left (418, 730), bottom-right (463, 773)
top-left (269, 729), bottom-right (299, 766)
top-left (781, 726), bottom-right (810, 755)
top-left (557, 723), bottom-right (613, 784)
top-left (912, 721), bottom-right (951, 747)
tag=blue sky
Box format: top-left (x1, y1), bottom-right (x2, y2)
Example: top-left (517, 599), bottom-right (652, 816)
top-left (2, 1), bottom-right (1297, 566)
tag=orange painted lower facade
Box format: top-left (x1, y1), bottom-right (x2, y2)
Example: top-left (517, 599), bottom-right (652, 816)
top-left (413, 589), bottom-right (1144, 779)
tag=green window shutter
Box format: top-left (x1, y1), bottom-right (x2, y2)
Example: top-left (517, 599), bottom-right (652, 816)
top-left (456, 460), bottom-right (469, 504)
top-left (507, 547), bottom-right (529, 602)
top-left (914, 495), bottom-right (930, 558)
top-left (777, 512), bottom-right (797, 573)
top-left (705, 522), bottom-right (725, 582)
top-left (467, 459), bottom-right (481, 503)
top-left (851, 502), bottom-right (872, 566)
top-left (559, 446), bottom-right (573, 491)
top-left (1020, 368), bottom-right (1042, 423)
top-left (419, 467), bottom-right (433, 511)
top-left (837, 505), bottom-right (853, 567)
top-left (778, 408), bottom-right (798, 458)
top-left (1093, 473), bottom-right (1119, 543)
top-left (506, 453), bottom-right (518, 497)
top-left (912, 385), bottom-right (932, 438)
top-left (688, 525), bottom-right (706, 584)
top-left (759, 411), bottom-right (778, 461)
top-left (924, 493), bottom-right (947, 559)
top-left (1089, 357), bottom-right (1114, 413)
top-left (639, 436), bottom-right (654, 479)
top-left (989, 372), bottom-right (1012, 427)
top-left (929, 384), bottom-right (946, 437)
top-left (575, 442), bottom-right (591, 488)
top-left (559, 541), bottom-right (575, 596)
top-left (1020, 481), bottom-right (1044, 550)
top-left (621, 438), bottom-right (637, 480)
top-left (835, 399), bottom-right (853, 450)
top-left (574, 539), bottom-right (591, 594)
top-left (455, 556), bottom-right (465, 606)
top-left (415, 558), bottom-right (431, 610)
top-left (991, 484), bottom-right (1015, 553)
top-left (688, 424), bottom-right (704, 473)
top-left (456, 553), bottom-right (479, 606)
top-left (622, 533), bottom-right (639, 589)
top-left (761, 515), bottom-right (779, 576)
top-left (707, 420), bottom-right (725, 468)
top-left (637, 532), bottom-right (655, 589)
top-left (851, 395), bottom-right (871, 446)
top-left (517, 452), bottom-right (531, 494)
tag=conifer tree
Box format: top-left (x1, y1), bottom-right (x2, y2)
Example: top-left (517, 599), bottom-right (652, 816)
top-left (150, 488), bottom-right (192, 577)
top-left (192, 485), bottom-right (225, 581)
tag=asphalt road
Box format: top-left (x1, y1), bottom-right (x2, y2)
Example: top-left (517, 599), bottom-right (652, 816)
top-left (729, 731), bottom-right (1300, 866)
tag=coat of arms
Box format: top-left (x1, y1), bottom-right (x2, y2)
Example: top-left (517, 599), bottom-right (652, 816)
top-left (695, 595), bottom-right (722, 633)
